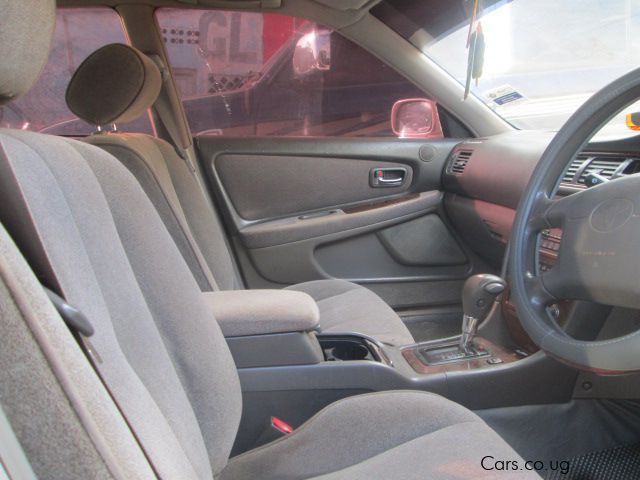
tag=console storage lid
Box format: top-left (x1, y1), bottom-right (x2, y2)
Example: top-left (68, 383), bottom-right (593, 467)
top-left (203, 289), bottom-right (320, 337)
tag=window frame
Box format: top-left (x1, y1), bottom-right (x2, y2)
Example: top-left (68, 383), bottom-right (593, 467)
top-left (154, 7), bottom-right (462, 139)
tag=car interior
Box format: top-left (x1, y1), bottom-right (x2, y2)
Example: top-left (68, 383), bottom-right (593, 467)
top-left (2, 0), bottom-right (640, 479)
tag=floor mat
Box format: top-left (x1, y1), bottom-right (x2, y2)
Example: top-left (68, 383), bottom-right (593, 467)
top-left (546, 443), bottom-right (640, 479)
top-left (478, 400), bottom-right (640, 470)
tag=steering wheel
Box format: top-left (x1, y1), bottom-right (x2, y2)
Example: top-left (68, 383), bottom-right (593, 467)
top-left (509, 67), bottom-right (640, 374)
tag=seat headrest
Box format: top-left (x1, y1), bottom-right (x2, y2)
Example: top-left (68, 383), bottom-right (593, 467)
top-left (0, 0), bottom-right (56, 106)
top-left (66, 43), bottom-right (162, 127)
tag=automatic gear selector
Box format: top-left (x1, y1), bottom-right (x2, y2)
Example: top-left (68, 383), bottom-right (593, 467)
top-left (459, 274), bottom-right (506, 353)
top-left (415, 274), bottom-right (506, 366)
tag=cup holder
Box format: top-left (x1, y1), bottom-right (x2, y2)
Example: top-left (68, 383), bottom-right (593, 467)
top-left (318, 335), bottom-right (380, 362)
top-left (329, 344), bottom-right (370, 361)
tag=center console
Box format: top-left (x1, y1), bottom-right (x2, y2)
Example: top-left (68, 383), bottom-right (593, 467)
top-left (214, 273), bottom-right (577, 456)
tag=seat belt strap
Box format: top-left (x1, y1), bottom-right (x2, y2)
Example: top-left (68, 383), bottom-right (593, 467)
top-left (146, 55), bottom-right (246, 288)
top-left (148, 54), bottom-right (195, 167)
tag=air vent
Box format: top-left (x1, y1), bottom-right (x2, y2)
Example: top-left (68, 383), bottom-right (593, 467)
top-left (449, 149), bottom-right (473, 175)
top-left (562, 155), bottom-right (588, 184)
top-left (577, 156), bottom-right (625, 184)
top-left (622, 158), bottom-right (640, 175)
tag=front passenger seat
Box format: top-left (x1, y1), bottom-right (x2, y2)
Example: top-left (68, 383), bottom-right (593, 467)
top-left (64, 43), bottom-right (415, 346)
top-left (0, 2), bottom-right (537, 479)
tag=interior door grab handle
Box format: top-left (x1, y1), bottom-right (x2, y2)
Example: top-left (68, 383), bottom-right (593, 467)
top-left (370, 167), bottom-right (407, 187)
top-left (378, 176), bottom-right (402, 183)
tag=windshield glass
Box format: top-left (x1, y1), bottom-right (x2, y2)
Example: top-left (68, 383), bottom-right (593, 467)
top-left (379, 0), bottom-right (640, 140)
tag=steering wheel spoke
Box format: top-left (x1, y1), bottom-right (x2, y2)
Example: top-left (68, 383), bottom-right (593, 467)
top-left (542, 195), bottom-right (571, 228)
top-left (525, 272), bottom-right (557, 312)
top-left (525, 192), bottom-right (555, 232)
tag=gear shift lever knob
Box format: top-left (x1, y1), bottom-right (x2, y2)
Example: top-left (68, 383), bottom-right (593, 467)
top-left (459, 274), bottom-right (506, 352)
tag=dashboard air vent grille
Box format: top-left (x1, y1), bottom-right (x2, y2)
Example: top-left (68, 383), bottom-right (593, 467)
top-left (623, 158), bottom-right (640, 175)
top-left (578, 156), bottom-right (625, 184)
top-left (449, 149), bottom-right (473, 175)
top-left (562, 155), bottom-right (588, 183)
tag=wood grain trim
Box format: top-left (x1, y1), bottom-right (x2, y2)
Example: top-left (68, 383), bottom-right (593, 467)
top-left (343, 193), bottom-right (420, 214)
top-left (402, 337), bottom-right (521, 374)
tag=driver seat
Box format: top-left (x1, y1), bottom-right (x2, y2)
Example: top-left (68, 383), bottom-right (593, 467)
top-left (0, 2), bottom-right (537, 479)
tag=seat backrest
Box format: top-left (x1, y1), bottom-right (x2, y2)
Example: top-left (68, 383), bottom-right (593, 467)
top-left (0, 16), bottom-right (242, 478)
top-left (0, 221), bottom-right (155, 479)
top-left (66, 44), bottom-right (242, 292)
top-left (0, 127), bottom-right (243, 479)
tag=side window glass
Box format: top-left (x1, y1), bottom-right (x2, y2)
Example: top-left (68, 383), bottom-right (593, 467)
top-left (0, 8), bottom-right (154, 136)
top-left (156, 9), bottom-right (442, 138)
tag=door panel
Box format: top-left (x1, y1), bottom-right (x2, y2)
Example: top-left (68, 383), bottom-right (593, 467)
top-left (315, 229), bottom-right (469, 281)
top-left (240, 194), bottom-right (452, 285)
top-left (377, 214), bottom-right (467, 266)
top-left (215, 154), bottom-right (413, 221)
top-left (240, 192), bottom-right (437, 249)
top-left (197, 136), bottom-right (483, 315)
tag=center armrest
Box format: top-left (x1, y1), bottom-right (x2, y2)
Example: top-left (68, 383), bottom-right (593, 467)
top-left (203, 289), bottom-right (320, 337)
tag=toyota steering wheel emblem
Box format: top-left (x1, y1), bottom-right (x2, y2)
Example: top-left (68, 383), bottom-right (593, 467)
top-left (590, 198), bottom-right (634, 233)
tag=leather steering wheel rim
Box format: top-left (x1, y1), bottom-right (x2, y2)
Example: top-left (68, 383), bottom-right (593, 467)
top-left (509, 66), bottom-right (640, 374)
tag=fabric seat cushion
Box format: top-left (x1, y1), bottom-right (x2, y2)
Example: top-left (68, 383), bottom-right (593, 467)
top-left (222, 390), bottom-right (539, 480)
top-left (287, 279), bottom-right (414, 346)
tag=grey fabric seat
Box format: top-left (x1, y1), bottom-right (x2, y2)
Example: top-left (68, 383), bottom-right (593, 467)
top-left (0, 3), bottom-right (538, 479)
top-left (286, 279), bottom-right (413, 346)
top-left (64, 43), bottom-right (415, 346)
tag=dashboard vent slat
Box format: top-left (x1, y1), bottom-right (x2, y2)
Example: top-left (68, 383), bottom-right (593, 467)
top-left (623, 158), bottom-right (640, 175)
top-left (449, 149), bottom-right (473, 175)
top-left (578, 156), bottom-right (626, 184)
top-left (562, 154), bottom-right (588, 183)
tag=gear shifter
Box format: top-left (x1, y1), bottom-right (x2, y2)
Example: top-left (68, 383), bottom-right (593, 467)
top-left (415, 274), bottom-right (507, 366)
top-left (459, 274), bottom-right (506, 353)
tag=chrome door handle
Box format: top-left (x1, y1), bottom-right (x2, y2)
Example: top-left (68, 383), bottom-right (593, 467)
top-left (370, 167), bottom-right (407, 187)
top-left (378, 176), bottom-right (403, 183)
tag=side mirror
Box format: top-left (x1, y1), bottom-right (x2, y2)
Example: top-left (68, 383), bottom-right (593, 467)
top-left (391, 98), bottom-right (443, 139)
top-left (293, 29), bottom-right (331, 77)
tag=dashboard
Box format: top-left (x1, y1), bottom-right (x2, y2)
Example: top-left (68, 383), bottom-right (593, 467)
top-left (441, 130), bottom-right (640, 351)
top-left (442, 130), bottom-right (640, 267)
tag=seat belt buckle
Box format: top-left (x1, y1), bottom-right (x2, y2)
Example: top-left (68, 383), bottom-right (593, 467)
top-left (270, 416), bottom-right (293, 435)
top-left (254, 416), bottom-right (294, 447)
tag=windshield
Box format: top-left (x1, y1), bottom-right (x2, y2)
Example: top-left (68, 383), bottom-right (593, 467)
top-left (377, 0), bottom-right (640, 140)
